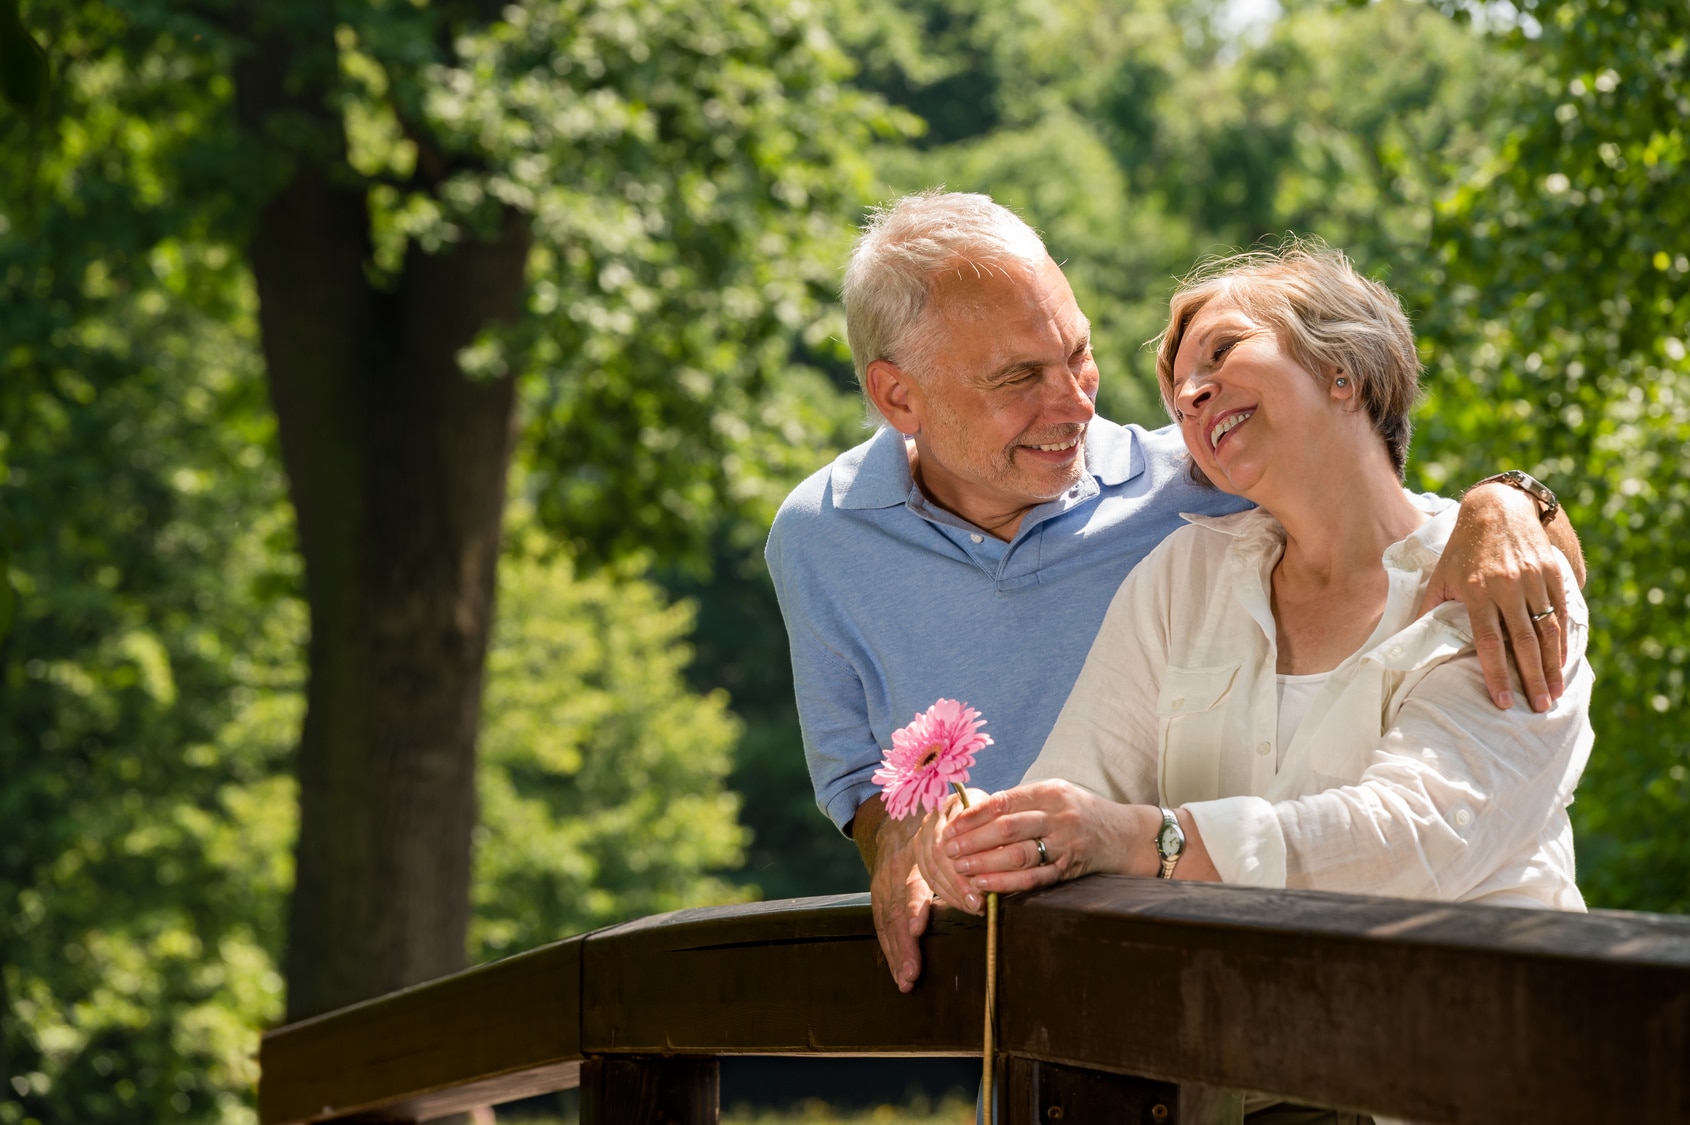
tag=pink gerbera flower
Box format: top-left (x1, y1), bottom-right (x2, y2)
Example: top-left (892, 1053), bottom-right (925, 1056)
top-left (872, 698), bottom-right (993, 820)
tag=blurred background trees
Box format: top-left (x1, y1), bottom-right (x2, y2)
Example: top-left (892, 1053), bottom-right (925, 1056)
top-left (1, 0), bottom-right (1684, 1120)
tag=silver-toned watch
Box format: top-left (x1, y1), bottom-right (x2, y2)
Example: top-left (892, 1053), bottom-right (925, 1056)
top-left (1470, 469), bottom-right (1559, 526)
top-left (1154, 807), bottom-right (1185, 879)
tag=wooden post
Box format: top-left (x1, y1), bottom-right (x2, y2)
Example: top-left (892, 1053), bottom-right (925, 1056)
top-left (579, 1056), bottom-right (719, 1125)
top-left (1002, 1056), bottom-right (1179, 1125)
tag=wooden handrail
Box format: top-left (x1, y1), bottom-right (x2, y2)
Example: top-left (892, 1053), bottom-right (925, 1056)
top-left (258, 878), bottom-right (1690, 1124)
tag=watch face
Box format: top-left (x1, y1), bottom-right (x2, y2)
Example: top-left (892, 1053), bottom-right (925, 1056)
top-left (1157, 820), bottom-right (1184, 857)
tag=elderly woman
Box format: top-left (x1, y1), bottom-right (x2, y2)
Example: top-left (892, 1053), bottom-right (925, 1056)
top-left (916, 240), bottom-right (1592, 923)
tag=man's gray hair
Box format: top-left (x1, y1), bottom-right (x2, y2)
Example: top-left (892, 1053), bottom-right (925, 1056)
top-left (842, 190), bottom-right (1048, 418)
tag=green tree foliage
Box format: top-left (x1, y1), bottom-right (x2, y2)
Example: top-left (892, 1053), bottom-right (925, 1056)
top-left (344, 0), bottom-right (908, 565)
top-left (857, 0), bottom-right (1513, 416)
top-left (474, 524), bottom-right (753, 957)
top-left (1412, 0), bottom-right (1690, 911)
top-left (5, 0), bottom-right (1686, 1119)
top-left (0, 19), bottom-right (303, 1115)
top-left (0, 239), bottom-right (301, 1123)
top-left (234, 0), bottom-right (909, 1024)
top-left (2, 0), bottom-right (898, 1117)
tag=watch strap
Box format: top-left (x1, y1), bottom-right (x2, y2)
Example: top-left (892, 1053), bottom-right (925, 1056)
top-left (1471, 469), bottom-right (1559, 526)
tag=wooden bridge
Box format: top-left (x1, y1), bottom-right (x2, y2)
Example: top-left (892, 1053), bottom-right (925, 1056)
top-left (257, 876), bottom-right (1690, 1123)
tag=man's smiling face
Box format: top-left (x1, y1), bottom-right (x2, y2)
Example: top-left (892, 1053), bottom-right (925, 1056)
top-left (899, 254), bottom-right (1099, 538)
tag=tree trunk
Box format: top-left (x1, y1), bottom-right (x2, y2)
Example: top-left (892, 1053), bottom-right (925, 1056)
top-left (234, 9), bottom-right (531, 1021)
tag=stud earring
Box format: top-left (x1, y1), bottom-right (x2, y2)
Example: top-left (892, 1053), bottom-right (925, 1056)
top-left (1335, 376), bottom-right (1349, 388)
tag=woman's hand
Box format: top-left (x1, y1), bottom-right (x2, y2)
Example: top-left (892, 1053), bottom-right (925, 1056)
top-left (936, 779), bottom-right (1152, 898)
top-left (912, 787), bottom-right (990, 914)
top-left (936, 784), bottom-right (1227, 897)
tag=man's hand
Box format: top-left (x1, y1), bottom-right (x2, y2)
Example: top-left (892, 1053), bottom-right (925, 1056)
top-left (852, 796), bottom-right (931, 993)
top-left (1421, 482), bottom-right (1582, 712)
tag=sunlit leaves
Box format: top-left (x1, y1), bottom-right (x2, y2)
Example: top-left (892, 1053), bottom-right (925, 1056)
top-left (472, 522), bottom-right (753, 956)
top-left (0, 237), bottom-right (302, 1125)
top-left (1421, 0), bottom-right (1690, 911)
top-left (3, 0), bottom-right (898, 1118)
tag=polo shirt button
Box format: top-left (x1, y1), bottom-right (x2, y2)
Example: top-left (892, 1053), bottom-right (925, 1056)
top-left (970, 533), bottom-right (984, 544)
top-left (1256, 741), bottom-right (1272, 756)
top-left (1455, 808), bottom-right (1472, 827)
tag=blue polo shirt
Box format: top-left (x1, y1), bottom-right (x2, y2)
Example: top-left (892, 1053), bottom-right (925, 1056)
top-left (766, 418), bottom-right (1250, 833)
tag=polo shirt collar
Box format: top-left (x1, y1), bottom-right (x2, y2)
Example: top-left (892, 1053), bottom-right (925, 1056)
top-left (1082, 417), bottom-right (1141, 486)
top-left (832, 420), bottom-right (1142, 511)
top-left (831, 425), bottom-right (917, 510)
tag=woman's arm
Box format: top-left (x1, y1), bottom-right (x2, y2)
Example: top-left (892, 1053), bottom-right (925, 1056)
top-left (943, 626), bottom-right (1592, 904)
top-left (945, 557), bottom-right (1594, 906)
top-left (1190, 591), bottom-right (1593, 900)
top-left (933, 783), bottom-right (1222, 905)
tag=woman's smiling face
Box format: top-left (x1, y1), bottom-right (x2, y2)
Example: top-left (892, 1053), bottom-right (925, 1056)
top-left (1170, 298), bottom-right (1340, 501)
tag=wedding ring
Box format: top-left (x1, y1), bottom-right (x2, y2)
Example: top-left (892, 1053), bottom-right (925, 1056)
top-left (1529, 608), bottom-right (1555, 623)
top-left (1034, 837), bottom-right (1050, 866)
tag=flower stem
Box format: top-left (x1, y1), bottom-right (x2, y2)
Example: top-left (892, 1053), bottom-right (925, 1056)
top-left (951, 781), bottom-right (997, 1124)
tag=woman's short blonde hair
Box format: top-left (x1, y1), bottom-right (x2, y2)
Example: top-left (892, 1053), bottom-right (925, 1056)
top-left (1154, 238), bottom-right (1421, 482)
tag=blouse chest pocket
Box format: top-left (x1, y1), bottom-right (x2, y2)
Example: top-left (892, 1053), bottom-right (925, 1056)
top-left (1158, 662), bottom-right (1242, 804)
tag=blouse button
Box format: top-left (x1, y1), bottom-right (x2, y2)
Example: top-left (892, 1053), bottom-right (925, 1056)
top-left (1455, 808), bottom-right (1473, 827)
top-left (1171, 697), bottom-right (1185, 709)
top-left (1256, 741), bottom-right (1272, 756)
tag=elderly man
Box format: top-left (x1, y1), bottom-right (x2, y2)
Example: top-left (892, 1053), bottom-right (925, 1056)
top-left (766, 190), bottom-right (1582, 992)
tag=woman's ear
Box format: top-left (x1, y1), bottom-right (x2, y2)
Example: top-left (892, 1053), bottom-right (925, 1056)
top-left (1329, 367), bottom-right (1355, 401)
top-left (865, 358), bottom-right (922, 435)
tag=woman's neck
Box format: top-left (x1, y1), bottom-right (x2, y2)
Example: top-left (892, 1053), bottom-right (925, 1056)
top-left (1274, 471), bottom-right (1426, 584)
top-left (1265, 463), bottom-right (1428, 675)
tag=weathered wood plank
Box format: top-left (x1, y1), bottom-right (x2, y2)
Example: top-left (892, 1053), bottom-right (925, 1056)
top-left (258, 936), bottom-right (583, 1124)
top-left (581, 892), bottom-right (987, 1056)
top-left (580, 1056), bottom-right (719, 1125)
top-left (998, 877), bottom-right (1690, 1124)
top-left (1001, 1056), bottom-right (1179, 1125)
top-left (258, 882), bottom-right (1690, 1124)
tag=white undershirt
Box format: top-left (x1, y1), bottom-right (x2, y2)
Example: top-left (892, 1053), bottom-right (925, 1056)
top-left (1275, 671), bottom-right (1333, 769)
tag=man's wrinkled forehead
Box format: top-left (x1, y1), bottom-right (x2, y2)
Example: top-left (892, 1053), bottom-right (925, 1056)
top-left (926, 253), bottom-right (1072, 322)
top-left (930, 256), bottom-right (1024, 303)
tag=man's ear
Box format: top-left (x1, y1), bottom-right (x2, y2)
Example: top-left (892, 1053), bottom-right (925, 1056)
top-left (865, 358), bottom-right (921, 435)
top-left (1329, 366), bottom-right (1356, 402)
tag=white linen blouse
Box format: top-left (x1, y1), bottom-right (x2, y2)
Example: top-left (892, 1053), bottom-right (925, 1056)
top-left (1025, 502), bottom-right (1593, 910)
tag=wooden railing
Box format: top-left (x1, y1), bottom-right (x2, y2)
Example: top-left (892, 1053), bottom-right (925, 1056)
top-left (258, 877), bottom-right (1690, 1124)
